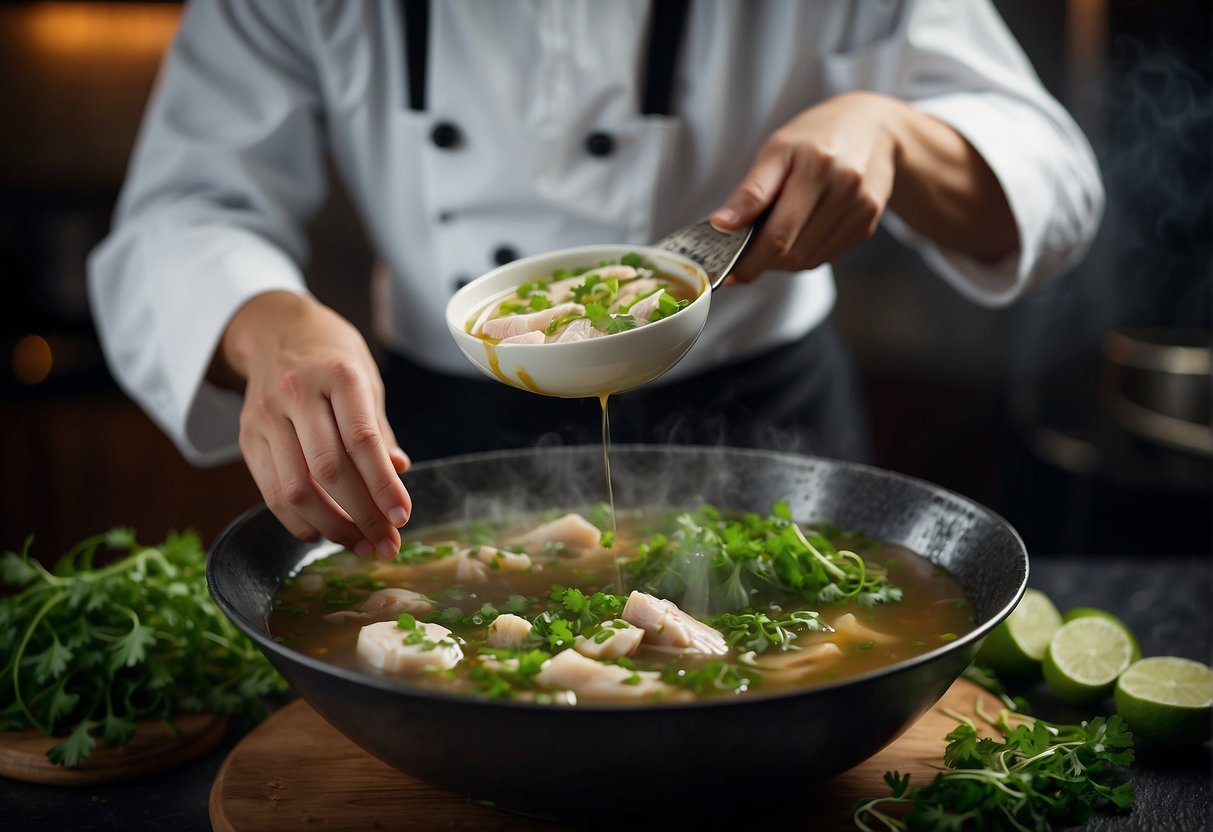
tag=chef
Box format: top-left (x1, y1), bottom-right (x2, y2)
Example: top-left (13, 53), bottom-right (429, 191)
top-left (88, 1), bottom-right (1103, 559)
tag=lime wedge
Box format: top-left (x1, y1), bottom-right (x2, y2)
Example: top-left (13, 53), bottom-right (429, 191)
top-left (1062, 606), bottom-right (1142, 660)
top-left (1115, 656), bottom-right (1213, 746)
top-left (1042, 617), bottom-right (1136, 704)
top-left (977, 588), bottom-right (1062, 676)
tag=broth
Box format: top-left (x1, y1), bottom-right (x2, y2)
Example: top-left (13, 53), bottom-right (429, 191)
top-left (270, 504), bottom-right (975, 706)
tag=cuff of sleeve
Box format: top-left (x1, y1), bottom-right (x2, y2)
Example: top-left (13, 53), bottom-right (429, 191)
top-left (883, 92), bottom-right (1052, 309)
top-left (95, 223), bottom-right (310, 470)
top-left (155, 226), bottom-right (307, 465)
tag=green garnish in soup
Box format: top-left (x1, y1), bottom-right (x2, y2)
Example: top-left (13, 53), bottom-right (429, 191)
top-left (270, 503), bottom-right (975, 706)
top-left (467, 253), bottom-right (695, 345)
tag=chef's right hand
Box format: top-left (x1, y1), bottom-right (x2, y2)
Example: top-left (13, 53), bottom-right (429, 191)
top-left (211, 291), bottom-right (412, 556)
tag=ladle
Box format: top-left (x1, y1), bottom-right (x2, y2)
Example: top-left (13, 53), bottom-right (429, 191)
top-left (444, 217), bottom-right (760, 398)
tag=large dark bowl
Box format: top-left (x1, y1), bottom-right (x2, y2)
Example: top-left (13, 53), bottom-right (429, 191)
top-left (207, 446), bottom-right (1027, 820)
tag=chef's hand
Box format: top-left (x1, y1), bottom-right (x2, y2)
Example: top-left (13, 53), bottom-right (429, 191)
top-left (712, 91), bottom-right (1017, 282)
top-left (210, 291), bottom-right (412, 556)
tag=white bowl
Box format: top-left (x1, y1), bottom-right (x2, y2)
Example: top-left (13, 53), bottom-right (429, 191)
top-left (445, 244), bottom-right (710, 399)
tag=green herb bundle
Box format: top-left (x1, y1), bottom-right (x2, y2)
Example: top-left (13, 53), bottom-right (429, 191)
top-left (0, 528), bottom-right (287, 767)
top-left (853, 695), bottom-right (1135, 831)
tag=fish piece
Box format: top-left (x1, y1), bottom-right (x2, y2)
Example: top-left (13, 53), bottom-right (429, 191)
top-left (552, 318), bottom-right (605, 343)
top-left (574, 619), bottom-right (644, 659)
top-left (614, 277), bottom-right (661, 308)
top-left (487, 613), bottom-right (533, 648)
top-left (508, 513), bottom-right (605, 559)
top-left (324, 587), bottom-right (436, 624)
top-left (748, 642), bottom-right (844, 672)
top-left (356, 620), bottom-right (463, 675)
top-left (534, 648), bottom-right (687, 703)
top-left (454, 551), bottom-right (492, 585)
top-left (465, 545), bottom-right (533, 573)
top-left (481, 302), bottom-right (583, 340)
top-left (499, 330), bottom-right (546, 345)
top-left (831, 613), bottom-right (896, 646)
top-left (621, 591), bottom-right (729, 656)
top-left (626, 288), bottom-right (666, 325)
top-left (541, 275), bottom-right (588, 303)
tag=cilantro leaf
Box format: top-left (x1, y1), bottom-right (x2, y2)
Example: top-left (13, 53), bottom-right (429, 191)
top-left (48, 719), bottom-right (98, 768)
top-left (109, 622), bottom-right (156, 670)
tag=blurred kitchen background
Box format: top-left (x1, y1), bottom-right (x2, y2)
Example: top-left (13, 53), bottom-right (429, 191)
top-left (0, 0), bottom-right (1208, 560)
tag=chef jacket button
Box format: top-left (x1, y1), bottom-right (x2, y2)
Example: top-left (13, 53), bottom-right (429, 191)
top-left (453, 275), bottom-right (471, 292)
top-left (437, 210), bottom-right (456, 224)
top-left (585, 131), bottom-right (615, 157)
top-left (493, 246), bottom-right (519, 266)
top-left (431, 121), bottom-right (461, 149)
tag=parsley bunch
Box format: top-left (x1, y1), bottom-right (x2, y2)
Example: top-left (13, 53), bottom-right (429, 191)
top-left (853, 708), bottom-right (1135, 831)
top-left (625, 501), bottom-right (902, 616)
top-left (0, 529), bottom-right (287, 767)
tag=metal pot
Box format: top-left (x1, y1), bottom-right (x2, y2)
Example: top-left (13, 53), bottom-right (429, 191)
top-left (1102, 328), bottom-right (1211, 457)
top-left (206, 445), bottom-right (1027, 821)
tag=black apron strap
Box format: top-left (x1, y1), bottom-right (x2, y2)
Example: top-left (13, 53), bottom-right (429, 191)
top-left (641, 0), bottom-right (691, 116)
top-left (402, 0), bottom-right (430, 111)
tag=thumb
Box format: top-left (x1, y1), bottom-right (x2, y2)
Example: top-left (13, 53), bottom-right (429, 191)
top-left (710, 146), bottom-right (791, 231)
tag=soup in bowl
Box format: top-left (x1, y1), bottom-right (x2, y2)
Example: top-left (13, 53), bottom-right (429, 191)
top-left (445, 245), bottom-right (710, 398)
top-left (207, 446), bottom-right (1027, 820)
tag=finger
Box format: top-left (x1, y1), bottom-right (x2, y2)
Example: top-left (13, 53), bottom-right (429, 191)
top-left (243, 435), bottom-right (323, 544)
top-left (710, 142), bottom-right (794, 231)
top-left (262, 413), bottom-right (371, 554)
top-left (375, 411), bottom-right (412, 475)
top-left (330, 376), bottom-right (413, 527)
top-left (790, 170), bottom-right (882, 269)
top-left (368, 375), bottom-right (412, 477)
top-left (730, 151), bottom-right (828, 282)
top-left (802, 210), bottom-right (879, 270)
top-left (290, 400), bottom-right (401, 557)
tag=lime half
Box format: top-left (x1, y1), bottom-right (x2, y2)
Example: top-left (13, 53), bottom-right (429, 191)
top-left (1115, 656), bottom-right (1213, 746)
top-left (1043, 617), bottom-right (1136, 704)
top-left (1062, 607), bottom-right (1142, 661)
top-left (977, 588), bottom-right (1062, 676)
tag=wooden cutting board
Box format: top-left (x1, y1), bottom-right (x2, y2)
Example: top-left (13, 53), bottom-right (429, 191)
top-left (210, 679), bottom-right (997, 831)
top-left (0, 713), bottom-right (227, 786)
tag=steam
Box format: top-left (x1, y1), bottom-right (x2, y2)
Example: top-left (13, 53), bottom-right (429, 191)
top-left (1009, 35), bottom-right (1211, 392)
top-left (1099, 37), bottom-right (1212, 328)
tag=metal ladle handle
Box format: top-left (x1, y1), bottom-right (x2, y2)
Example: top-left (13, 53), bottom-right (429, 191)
top-left (653, 210), bottom-right (768, 291)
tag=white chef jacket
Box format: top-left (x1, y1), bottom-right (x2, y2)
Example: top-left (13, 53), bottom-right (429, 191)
top-left (87, 0), bottom-right (1103, 466)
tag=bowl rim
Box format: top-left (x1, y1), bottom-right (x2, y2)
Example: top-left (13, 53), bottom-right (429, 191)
top-left (208, 444), bottom-right (1028, 714)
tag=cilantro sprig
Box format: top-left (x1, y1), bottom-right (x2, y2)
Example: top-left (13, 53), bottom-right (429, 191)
top-left (0, 530), bottom-right (287, 767)
top-left (853, 705), bottom-right (1135, 831)
top-left (625, 501), bottom-right (902, 616)
top-left (714, 609), bottom-right (828, 654)
top-left (854, 662), bottom-right (1134, 831)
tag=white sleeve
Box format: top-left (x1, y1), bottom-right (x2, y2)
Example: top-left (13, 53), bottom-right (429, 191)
top-left (820, 0), bottom-right (1104, 307)
top-left (87, 0), bottom-right (326, 465)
